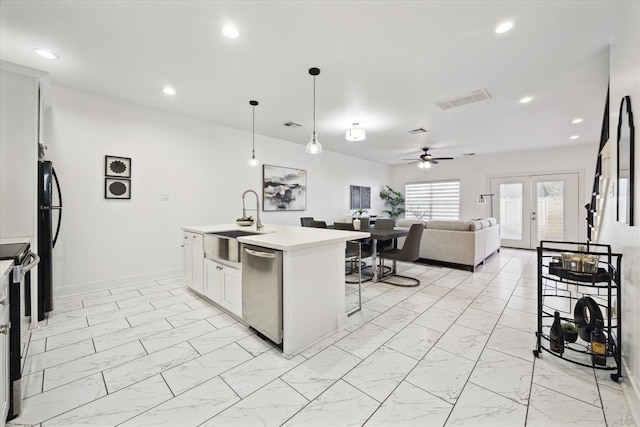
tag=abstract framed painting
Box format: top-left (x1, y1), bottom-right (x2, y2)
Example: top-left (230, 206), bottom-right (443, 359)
top-left (105, 178), bottom-right (131, 199)
top-left (263, 165), bottom-right (307, 211)
top-left (105, 155), bottom-right (131, 178)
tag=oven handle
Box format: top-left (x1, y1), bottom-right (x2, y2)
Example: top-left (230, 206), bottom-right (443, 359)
top-left (13, 252), bottom-right (40, 283)
top-left (22, 252), bottom-right (40, 273)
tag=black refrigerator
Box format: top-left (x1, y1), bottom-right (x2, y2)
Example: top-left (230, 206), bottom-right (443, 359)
top-left (29, 160), bottom-right (62, 320)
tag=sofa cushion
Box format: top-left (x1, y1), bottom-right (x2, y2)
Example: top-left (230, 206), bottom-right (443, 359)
top-left (396, 219), bottom-right (426, 228)
top-left (468, 220), bottom-right (483, 231)
top-left (426, 220), bottom-right (472, 231)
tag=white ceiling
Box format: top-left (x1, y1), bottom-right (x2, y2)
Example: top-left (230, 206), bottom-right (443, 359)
top-left (0, 1), bottom-right (623, 165)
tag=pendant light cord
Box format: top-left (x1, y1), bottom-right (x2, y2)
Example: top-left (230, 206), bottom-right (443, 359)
top-left (312, 75), bottom-right (316, 135)
top-left (252, 104), bottom-right (256, 157)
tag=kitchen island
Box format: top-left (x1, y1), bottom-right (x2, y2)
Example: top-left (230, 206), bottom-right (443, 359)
top-left (181, 224), bottom-right (369, 358)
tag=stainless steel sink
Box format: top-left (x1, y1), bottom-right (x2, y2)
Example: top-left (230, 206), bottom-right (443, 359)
top-left (204, 230), bottom-right (261, 263)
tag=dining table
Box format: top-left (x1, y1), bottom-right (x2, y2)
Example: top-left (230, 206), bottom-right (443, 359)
top-left (367, 227), bottom-right (409, 282)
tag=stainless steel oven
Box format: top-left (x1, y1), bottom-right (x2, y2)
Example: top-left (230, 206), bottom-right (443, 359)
top-left (0, 243), bottom-right (39, 420)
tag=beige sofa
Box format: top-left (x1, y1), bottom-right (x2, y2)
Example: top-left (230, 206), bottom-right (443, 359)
top-left (396, 218), bottom-right (500, 271)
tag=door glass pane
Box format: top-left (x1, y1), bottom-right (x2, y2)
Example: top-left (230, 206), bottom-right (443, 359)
top-left (500, 183), bottom-right (523, 240)
top-left (537, 180), bottom-right (565, 240)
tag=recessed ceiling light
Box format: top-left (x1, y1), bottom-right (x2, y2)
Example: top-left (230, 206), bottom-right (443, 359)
top-left (33, 48), bottom-right (59, 60)
top-left (495, 21), bottom-right (513, 34)
top-left (222, 25), bottom-right (239, 38)
top-left (570, 135), bottom-right (579, 140)
top-left (162, 86), bottom-right (176, 95)
top-left (572, 118), bottom-right (583, 124)
top-left (519, 96), bottom-right (533, 104)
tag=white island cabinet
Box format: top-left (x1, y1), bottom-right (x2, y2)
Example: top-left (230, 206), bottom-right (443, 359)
top-left (204, 259), bottom-right (242, 317)
top-left (182, 232), bottom-right (203, 294)
top-left (181, 224), bottom-right (369, 358)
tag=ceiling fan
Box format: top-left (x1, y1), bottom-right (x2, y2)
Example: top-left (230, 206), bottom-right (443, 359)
top-left (402, 147), bottom-right (454, 168)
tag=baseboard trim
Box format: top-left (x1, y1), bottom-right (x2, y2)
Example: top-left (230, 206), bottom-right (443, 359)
top-left (55, 268), bottom-right (182, 298)
top-left (622, 357), bottom-right (640, 425)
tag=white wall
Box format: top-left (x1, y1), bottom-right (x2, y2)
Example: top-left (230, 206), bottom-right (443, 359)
top-left (389, 144), bottom-right (596, 242)
top-left (47, 85), bottom-right (390, 295)
top-left (599, 0), bottom-right (640, 415)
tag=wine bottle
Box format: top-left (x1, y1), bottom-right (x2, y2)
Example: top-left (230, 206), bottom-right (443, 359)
top-left (591, 318), bottom-right (607, 366)
top-left (550, 311), bottom-right (564, 354)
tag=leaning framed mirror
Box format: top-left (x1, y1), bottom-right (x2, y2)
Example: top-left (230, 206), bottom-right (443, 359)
top-left (617, 95), bottom-right (635, 225)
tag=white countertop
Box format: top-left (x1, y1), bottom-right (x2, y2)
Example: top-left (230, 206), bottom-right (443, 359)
top-left (1, 260), bottom-right (14, 278)
top-left (182, 224), bottom-right (370, 251)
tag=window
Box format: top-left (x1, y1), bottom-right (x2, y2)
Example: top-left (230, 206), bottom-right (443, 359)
top-left (405, 180), bottom-right (460, 220)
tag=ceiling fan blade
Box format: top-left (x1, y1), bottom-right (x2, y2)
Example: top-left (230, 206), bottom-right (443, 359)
top-left (430, 157), bottom-right (454, 161)
top-left (430, 160), bottom-right (439, 164)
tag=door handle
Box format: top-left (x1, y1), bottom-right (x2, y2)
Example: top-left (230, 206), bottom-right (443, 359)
top-left (244, 248), bottom-right (276, 259)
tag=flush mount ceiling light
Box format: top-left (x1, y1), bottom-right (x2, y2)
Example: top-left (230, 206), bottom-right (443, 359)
top-left (306, 67), bottom-right (322, 155)
top-left (33, 48), bottom-right (58, 59)
top-left (162, 86), bottom-right (176, 95)
top-left (519, 96), bottom-right (533, 103)
top-left (248, 100), bottom-right (259, 167)
top-left (222, 25), bottom-right (239, 38)
top-left (345, 123), bottom-right (366, 141)
top-left (495, 21), bottom-right (513, 34)
top-left (572, 118), bottom-right (583, 124)
top-left (570, 135), bottom-right (579, 140)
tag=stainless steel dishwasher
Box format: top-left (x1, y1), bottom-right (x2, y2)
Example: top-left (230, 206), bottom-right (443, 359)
top-left (242, 244), bottom-right (283, 344)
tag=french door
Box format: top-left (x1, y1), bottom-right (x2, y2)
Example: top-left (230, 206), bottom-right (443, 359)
top-left (490, 173), bottom-right (580, 249)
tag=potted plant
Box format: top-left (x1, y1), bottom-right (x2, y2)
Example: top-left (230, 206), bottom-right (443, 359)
top-left (561, 322), bottom-right (580, 343)
top-left (352, 208), bottom-right (368, 218)
top-left (379, 185), bottom-right (406, 223)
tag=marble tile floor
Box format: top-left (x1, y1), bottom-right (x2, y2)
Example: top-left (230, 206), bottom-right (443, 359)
top-left (8, 248), bottom-right (637, 426)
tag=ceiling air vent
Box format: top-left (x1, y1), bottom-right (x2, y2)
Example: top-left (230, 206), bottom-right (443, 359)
top-left (283, 121), bottom-right (302, 128)
top-left (435, 89), bottom-right (492, 110)
top-left (408, 128), bottom-right (428, 135)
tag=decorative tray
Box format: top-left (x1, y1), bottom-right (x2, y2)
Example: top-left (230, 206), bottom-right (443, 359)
top-left (548, 262), bottom-right (610, 283)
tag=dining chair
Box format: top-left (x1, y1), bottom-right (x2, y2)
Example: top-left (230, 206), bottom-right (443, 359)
top-left (374, 218), bottom-right (395, 251)
top-left (300, 217), bottom-right (314, 227)
top-left (358, 217), bottom-right (370, 229)
top-left (309, 220), bottom-right (327, 228)
top-left (378, 223), bottom-right (424, 287)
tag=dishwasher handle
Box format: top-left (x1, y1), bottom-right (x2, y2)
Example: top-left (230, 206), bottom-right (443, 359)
top-left (244, 247), bottom-right (277, 259)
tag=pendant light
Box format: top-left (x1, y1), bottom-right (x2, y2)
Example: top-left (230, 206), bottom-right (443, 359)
top-left (306, 67), bottom-right (322, 154)
top-left (248, 100), bottom-right (259, 167)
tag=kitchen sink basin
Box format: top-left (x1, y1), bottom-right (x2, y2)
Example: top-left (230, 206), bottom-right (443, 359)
top-left (209, 230), bottom-right (261, 239)
top-left (204, 230), bottom-right (261, 263)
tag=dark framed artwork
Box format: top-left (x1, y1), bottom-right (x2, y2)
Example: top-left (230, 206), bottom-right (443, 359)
top-left (617, 95), bottom-right (635, 225)
top-left (105, 178), bottom-right (131, 199)
top-left (350, 186), bottom-right (361, 210)
top-left (263, 164), bottom-right (307, 211)
top-left (105, 155), bottom-right (131, 178)
top-left (350, 185), bottom-right (371, 210)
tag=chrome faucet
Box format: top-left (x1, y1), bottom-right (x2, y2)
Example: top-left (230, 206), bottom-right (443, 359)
top-left (241, 189), bottom-right (263, 231)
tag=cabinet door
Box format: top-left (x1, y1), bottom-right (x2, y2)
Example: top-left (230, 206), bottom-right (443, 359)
top-left (0, 274), bottom-right (9, 422)
top-left (182, 233), bottom-right (192, 288)
top-left (191, 233), bottom-right (204, 294)
top-left (204, 259), bottom-right (221, 303)
top-left (221, 266), bottom-right (242, 317)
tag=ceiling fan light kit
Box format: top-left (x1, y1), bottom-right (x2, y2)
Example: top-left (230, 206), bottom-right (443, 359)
top-left (305, 67), bottom-right (322, 155)
top-left (402, 147), bottom-right (454, 168)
